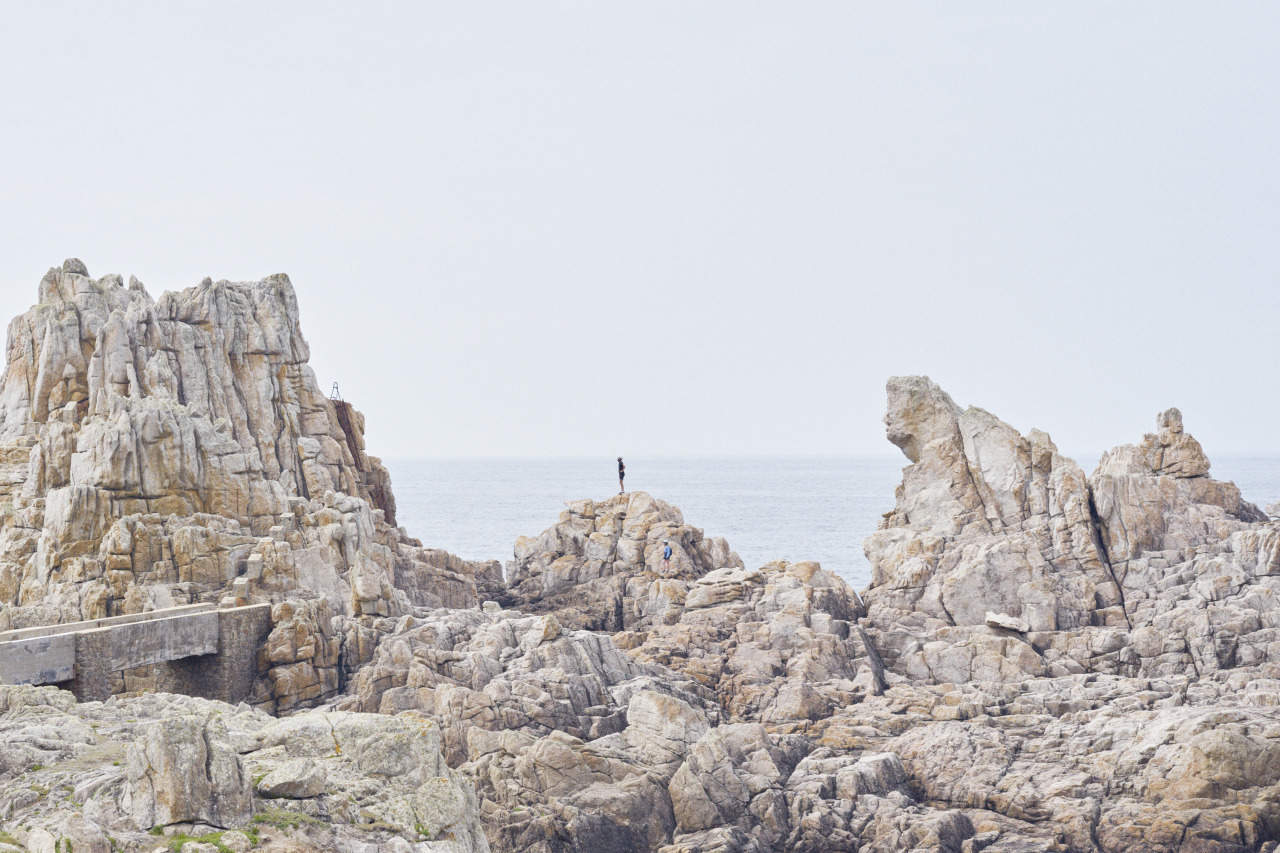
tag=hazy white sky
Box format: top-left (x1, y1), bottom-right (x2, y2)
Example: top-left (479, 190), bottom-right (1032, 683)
top-left (2, 4), bottom-right (1278, 459)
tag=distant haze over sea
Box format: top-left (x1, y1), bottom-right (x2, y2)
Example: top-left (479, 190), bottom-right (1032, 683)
top-left (388, 455), bottom-right (1280, 592)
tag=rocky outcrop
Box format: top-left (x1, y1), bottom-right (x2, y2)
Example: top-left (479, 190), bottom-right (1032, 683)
top-left (12, 265), bottom-right (1280, 853)
top-left (797, 671), bottom-right (1280, 852)
top-left (331, 600), bottom-right (726, 851)
top-left (863, 376), bottom-right (1276, 685)
top-left (0, 683), bottom-right (488, 853)
top-left (863, 376), bottom-right (1129, 683)
top-left (327, 507), bottom-right (919, 852)
top-left (829, 376), bottom-right (1280, 852)
top-left (0, 261), bottom-right (494, 711)
top-left (0, 260), bottom-right (380, 525)
top-left (620, 559), bottom-right (882, 725)
top-left (335, 605), bottom-right (717, 763)
top-left (502, 492), bottom-right (743, 631)
top-left (1090, 405), bottom-right (1266, 562)
top-left (364, 378), bottom-right (1280, 853)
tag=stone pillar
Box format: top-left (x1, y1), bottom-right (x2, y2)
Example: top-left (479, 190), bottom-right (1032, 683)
top-left (154, 604), bottom-right (271, 704)
top-left (203, 604), bottom-right (272, 703)
top-left (67, 630), bottom-right (112, 702)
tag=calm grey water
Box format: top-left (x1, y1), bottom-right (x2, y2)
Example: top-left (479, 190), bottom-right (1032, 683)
top-left (385, 454), bottom-right (1280, 593)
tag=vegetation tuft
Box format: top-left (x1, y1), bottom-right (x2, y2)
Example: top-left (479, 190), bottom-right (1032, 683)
top-left (165, 831), bottom-right (232, 853)
top-left (251, 808), bottom-right (325, 832)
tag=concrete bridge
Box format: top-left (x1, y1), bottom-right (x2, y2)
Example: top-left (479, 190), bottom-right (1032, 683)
top-left (0, 602), bottom-right (271, 703)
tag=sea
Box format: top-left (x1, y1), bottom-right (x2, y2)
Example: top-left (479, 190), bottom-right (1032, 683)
top-left (385, 455), bottom-right (1280, 593)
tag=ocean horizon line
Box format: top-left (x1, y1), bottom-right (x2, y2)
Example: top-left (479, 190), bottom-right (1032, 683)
top-left (383, 450), bottom-right (1280, 463)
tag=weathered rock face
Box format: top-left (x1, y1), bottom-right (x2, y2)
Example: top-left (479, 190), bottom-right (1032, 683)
top-left (620, 559), bottom-right (882, 725)
top-left (0, 684), bottom-right (489, 853)
top-left (367, 377), bottom-right (1278, 853)
top-left (831, 376), bottom-right (1280, 852)
top-left (802, 672), bottom-right (1280, 853)
top-left (124, 712), bottom-right (253, 829)
top-left (336, 605), bottom-right (718, 764)
top-left (331, 601), bottom-right (722, 852)
top-left (0, 260), bottom-right (384, 521)
top-left (0, 261), bottom-right (491, 711)
top-left (1091, 405), bottom-right (1266, 562)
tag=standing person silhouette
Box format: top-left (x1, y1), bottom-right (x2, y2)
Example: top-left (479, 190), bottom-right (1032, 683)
top-left (662, 540), bottom-right (672, 572)
top-left (617, 457), bottom-right (626, 494)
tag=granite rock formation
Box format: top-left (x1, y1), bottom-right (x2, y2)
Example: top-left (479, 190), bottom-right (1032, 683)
top-left (9, 262), bottom-right (1280, 853)
top-left (0, 261), bottom-right (492, 711)
top-left (273, 488), bottom-right (881, 852)
top-left (326, 493), bottom-right (955, 853)
top-left (386, 378), bottom-right (1280, 852)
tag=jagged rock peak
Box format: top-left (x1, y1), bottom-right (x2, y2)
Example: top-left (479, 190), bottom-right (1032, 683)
top-left (0, 262), bottom-right (391, 516)
top-left (1092, 405), bottom-right (1215, 480)
top-left (9, 262), bottom-right (311, 437)
top-left (878, 375), bottom-right (1078, 539)
top-left (867, 376), bottom-right (1120, 669)
top-left (501, 490), bottom-right (744, 630)
top-left (1089, 403), bottom-right (1267, 562)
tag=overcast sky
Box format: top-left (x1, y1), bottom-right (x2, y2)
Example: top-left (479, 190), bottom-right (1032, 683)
top-left (1, 4), bottom-right (1277, 460)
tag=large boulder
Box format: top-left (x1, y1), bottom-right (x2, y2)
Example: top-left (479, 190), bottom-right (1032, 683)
top-left (123, 713), bottom-right (252, 829)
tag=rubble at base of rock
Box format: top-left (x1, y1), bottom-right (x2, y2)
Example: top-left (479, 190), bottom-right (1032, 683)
top-left (6, 264), bottom-right (1280, 853)
top-left (0, 685), bottom-right (489, 853)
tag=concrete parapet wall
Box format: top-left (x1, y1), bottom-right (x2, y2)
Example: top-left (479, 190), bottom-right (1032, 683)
top-left (68, 631), bottom-right (112, 702)
top-left (0, 633), bottom-right (75, 685)
top-left (94, 610), bottom-right (220, 671)
top-left (0, 603), bottom-right (274, 706)
top-left (215, 603), bottom-right (272, 702)
top-left (0, 604), bottom-right (216, 643)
